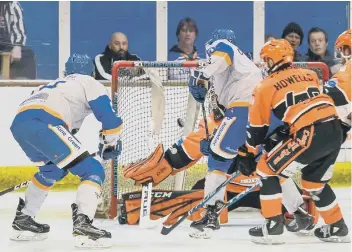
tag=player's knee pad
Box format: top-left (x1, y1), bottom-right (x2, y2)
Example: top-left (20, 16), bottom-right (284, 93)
top-left (33, 163), bottom-right (68, 189)
top-left (69, 156), bottom-right (105, 187)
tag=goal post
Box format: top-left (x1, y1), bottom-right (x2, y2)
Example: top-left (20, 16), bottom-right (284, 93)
top-left (98, 60), bottom-right (330, 220)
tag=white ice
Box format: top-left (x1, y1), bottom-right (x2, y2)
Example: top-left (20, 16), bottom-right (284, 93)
top-left (0, 188), bottom-right (351, 252)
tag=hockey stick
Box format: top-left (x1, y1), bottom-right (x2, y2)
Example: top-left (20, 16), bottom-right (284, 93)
top-left (160, 170), bottom-right (243, 235)
top-left (138, 66), bottom-right (166, 229)
top-left (0, 181), bottom-right (30, 196)
top-left (201, 103), bottom-right (210, 140)
top-left (217, 180), bottom-right (262, 215)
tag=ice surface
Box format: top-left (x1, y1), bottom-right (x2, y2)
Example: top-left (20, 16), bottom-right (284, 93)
top-left (0, 188), bottom-right (351, 252)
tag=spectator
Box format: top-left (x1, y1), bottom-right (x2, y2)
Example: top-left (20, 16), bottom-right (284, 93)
top-left (281, 22), bottom-right (305, 61)
top-left (94, 32), bottom-right (141, 81)
top-left (305, 27), bottom-right (340, 76)
top-left (168, 17), bottom-right (201, 80)
top-left (168, 17), bottom-right (200, 61)
top-left (0, 1), bottom-right (36, 79)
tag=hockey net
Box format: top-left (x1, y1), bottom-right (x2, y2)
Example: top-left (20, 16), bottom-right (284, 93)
top-left (97, 61), bottom-right (330, 219)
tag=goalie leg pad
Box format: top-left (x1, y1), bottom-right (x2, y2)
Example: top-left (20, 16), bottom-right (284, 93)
top-left (119, 189), bottom-right (229, 226)
top-left (123, 144), bottom-right (173, 186)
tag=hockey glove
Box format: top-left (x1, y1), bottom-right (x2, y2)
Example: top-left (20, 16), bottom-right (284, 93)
top-left (263, 125), bottom-right (290, 152)
top-left (188, 70), bottom-right (209, 103)
top-left (98, 129), bottom-right (122, 160)
top-left (232, 145), bottom-right (257, 176)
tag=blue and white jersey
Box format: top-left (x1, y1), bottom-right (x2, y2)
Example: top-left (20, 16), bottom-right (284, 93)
top-left (17, 74), bottom-right (122, 132)
top-left (203, 39), bottom-right (262, 107)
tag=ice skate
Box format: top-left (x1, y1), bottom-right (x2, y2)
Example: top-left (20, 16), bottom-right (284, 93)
top-left (284, 205), bottom-right (316, 235)
top-left (189, 200), bottom-right (224, 239)
top-left (10, 198), bottom-right (50, 241)
top-left (71, 203), bottom-right (112, 248)
top-left (249, 214), bottom-right (285, 245)
top-left (314, 218), bottom-right (350, 243)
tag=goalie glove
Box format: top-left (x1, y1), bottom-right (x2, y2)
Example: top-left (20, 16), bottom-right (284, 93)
top-left (123, 144), bottom-right (173, 186)
top-left (98, 129), bottom-right (122, 160)
top-left (188, 70), bottom-right (210, 103)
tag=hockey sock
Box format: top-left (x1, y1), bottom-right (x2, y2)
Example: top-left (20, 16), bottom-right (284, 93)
top-left (204, 171), bottom-right (227, 206)
top-left (281, 178), bottom-right (304, 213)
top-left (75, 182), bottom-right (101, 220)
top-left (22, 181), bottom-right (49, 217)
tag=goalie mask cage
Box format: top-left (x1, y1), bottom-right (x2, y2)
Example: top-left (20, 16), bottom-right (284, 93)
top-left (98, 61), bottom-right (330, 220)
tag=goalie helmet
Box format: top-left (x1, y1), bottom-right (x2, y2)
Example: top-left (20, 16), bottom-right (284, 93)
top-left (206, 29), bottom-right (236, 46)
top-left (334, 29), bottom-right (352, 60)
top-left (65, 53), bottom-right (94, 76)
top-left (260, 39), bottom-right (294, 75)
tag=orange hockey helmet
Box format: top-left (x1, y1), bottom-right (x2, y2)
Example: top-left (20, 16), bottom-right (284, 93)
top-left (260, 39), bottom-right (294, 74)
top-left (335, 29), bottom-right (352, 59)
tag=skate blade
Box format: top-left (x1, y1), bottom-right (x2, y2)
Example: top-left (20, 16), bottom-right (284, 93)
top-left (189, 228), bottom-right (213, 239)
top-left (10, 230), bottom-right (48, 241)
top-left (319, 235), bottom-right (351, 243)
top-left (74, 235), bottom-right (112, 248)
top-left (251, 235), bottom-right (285, 245)
top-left (294, 229), bottom-right (314, 237)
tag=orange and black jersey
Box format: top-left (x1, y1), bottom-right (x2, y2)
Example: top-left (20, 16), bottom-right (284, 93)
top-left (323, 61), bottom-right (351, 108)
top-left (246, 67), bottom-right (337, 154)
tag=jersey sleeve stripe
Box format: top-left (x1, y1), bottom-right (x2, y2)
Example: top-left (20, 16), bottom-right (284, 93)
top-left (212, 51), bottom-right (232, 66)
top-left (102, 125), bottom-right (122, 135)
top-left (212, 42), bottom-right (234, 65)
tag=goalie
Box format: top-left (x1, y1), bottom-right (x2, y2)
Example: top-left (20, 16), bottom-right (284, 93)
top-left (122, 113), bottom-right (317, 233)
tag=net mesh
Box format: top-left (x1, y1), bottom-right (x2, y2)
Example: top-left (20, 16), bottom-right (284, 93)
top-left (96, 61), bottom-right (330, 219)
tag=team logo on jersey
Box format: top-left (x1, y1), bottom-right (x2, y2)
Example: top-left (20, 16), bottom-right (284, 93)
top-left (325, 78), bottom-right (338, 88)
top-left (169, 146), bottom-right (178, 155)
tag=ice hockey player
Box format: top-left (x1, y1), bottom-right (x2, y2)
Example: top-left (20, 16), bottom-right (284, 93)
top-left (9, 54), bottom-right (122, 248)
top-left (232, 39), bottom-right (350, 244)
top-left (324, 29), bottom-right (351, 141)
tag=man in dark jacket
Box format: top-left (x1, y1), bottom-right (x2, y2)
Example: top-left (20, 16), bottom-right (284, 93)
top-left (0, 1), bottom-right (36, 79)
top-left (281, 22), bottom-right (305, 62)
top-left (305, 27), bottom-right (341, 77)
top-left (94, 32), bottom-right (141, 81)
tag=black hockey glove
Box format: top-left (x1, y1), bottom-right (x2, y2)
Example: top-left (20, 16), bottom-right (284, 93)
top-left (232, 145), bottom-right (257, 176)
top-left (263, 125), bottom-right (290, 152)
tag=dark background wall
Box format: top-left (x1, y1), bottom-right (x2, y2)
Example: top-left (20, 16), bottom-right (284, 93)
top-left (20, 1), bottom-right (349, 79)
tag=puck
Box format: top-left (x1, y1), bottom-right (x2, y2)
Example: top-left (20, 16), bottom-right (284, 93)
top-left (177, 118), bottom-right (184, 128)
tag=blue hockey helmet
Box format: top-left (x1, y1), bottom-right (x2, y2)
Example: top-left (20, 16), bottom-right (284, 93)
top-left (65, 53), bottom-right (94, 76)
top-left (206, 29), bottom-right (236, 46)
